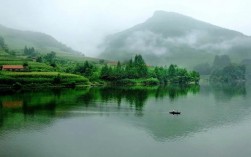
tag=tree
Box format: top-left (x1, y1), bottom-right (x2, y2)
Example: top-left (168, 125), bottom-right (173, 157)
top-left (53, 73), bottom-right (61, 84)
top-left (124, 55), bottom-right (148, 78)
top-left (98, 55), bottom-right (199, 84)
top-left (115, 61), bottom-right (124, 79)
top-left (74, 61), bottom-right (97, 78)
top-left (154, 66), bottom-right (168, 83)
top-left (50, 62), bottom-right (57, 68)
top-left (125, 58), bottom-right (135, 78)
top-left (100, 64), bottom-right (110, 80)
top-left (24, 46), bottom-right (36, 56)
top-left (168, 64), bottom-right (176, 78)
top-left (23, 62), bottom-right (29, 67)
top-left (36, 56), bottom-right (43, 63)
top-left (44, 51), bottom-right (56, 63)
top-left (134, 55), bottom-right (148, 78)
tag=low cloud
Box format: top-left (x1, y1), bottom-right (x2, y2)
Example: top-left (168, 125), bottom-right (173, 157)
top-left (113, 30), bottom-right (251, 56)
top-left (125, 31), bottom-right (169, 56)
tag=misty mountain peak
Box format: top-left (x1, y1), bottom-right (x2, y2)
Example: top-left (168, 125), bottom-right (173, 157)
top-left (152, 10), bottom-right (186, 18)
top-left (100, 11), bottom-right (250, 66)
top-left (151, 10), bottom-right (196, 23)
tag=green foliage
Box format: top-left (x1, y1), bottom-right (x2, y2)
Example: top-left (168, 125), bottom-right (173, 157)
top-left (100, 55), bottom-right (149, 81)
top-left (36, 56), bottom-right (43, 63)
top-left (133, 55), bottom-right (148, 78)
top-left (24, 46), bottom-right (36, 57)
top-left (0, 24), bottom-right (80, 55)
top-left (100, 64), bottom-right (109, 79)
top-left (53, 73), bottom-right (61, 84)
top-left (44, 51), bottom-right (56, 63)
top-left (210, 64), bottom-right (245, 83)
top-left (154, 64), bottom-right (200, 84)
top-left (74, 61), bottom-right (98, 81)
top-left (23, 61), bottom-right (28, 67)
top-left (115, 78), bottom-right (159, 86)
top-left (100, 55), bottom-right (199, 85)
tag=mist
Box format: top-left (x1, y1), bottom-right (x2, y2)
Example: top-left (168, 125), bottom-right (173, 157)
top-left (102, 29), bottom-right (251, 58)
top-left (0, 0), bottom-right (251, 57)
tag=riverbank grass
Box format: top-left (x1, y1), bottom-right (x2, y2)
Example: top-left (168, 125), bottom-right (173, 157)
top-left (0, 71), bottom-right (89, 88)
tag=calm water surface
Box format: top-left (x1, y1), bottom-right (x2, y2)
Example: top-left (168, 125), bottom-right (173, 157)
top-left (0, 84), bottom-right (250, 157)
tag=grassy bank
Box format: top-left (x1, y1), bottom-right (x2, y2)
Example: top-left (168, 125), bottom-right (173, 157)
top-left (0, 71), bottom-right (90, 88)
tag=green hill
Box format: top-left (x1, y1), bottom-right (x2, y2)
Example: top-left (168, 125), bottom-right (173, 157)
top-left (0, 24), bottom-right (80, 55)
top-left (99, 11), bottom-right (251, 67)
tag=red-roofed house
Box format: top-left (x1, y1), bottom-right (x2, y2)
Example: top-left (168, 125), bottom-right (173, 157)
top-left (1, 65), bottom-right (24, 71)
top-left (2, 101), bottom-right (23, 108)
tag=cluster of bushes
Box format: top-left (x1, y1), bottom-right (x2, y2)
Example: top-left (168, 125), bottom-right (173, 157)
top-left (99, 55), bottom-right (199, 85)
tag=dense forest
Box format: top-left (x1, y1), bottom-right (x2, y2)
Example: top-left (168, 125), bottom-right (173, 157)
top-left (99, 55), bottom-right (199, 85)
top-left (34, 52), bottom-right (200, 86)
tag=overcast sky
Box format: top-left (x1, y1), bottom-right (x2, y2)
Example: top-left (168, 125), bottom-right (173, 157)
top-left (0, 0), bottom-right (250, 57)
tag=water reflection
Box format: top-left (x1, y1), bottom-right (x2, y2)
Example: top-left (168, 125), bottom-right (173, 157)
top-left (0, 85), bottom-right (199, 129)
top-left (0, 83), bottom-right (249, 141)
top-left (210, 82), bottom-right (246, 101)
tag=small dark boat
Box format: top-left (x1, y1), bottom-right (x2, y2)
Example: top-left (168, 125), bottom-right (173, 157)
top-left (169, 111), bottom-right (181, 115)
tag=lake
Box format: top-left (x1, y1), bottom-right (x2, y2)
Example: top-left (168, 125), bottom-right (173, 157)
top-left (0, 83), bottom-right (251, 157)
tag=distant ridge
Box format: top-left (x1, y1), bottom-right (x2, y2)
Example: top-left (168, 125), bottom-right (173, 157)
top-left (0, 24), bottom-right (80, 54)
top-left (99, 10), bottom-right (251, 67)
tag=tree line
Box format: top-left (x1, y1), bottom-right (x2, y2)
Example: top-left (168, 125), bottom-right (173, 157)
top-left (194, 55), bottom-right (246, 83)
top-left (75, 54), bottom-right (200, 85)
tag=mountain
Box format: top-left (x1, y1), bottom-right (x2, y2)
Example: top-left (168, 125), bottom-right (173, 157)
top-left (99, 11), bottom-right (251, 67)
top-left (0, 24), bottom-right (80, 55)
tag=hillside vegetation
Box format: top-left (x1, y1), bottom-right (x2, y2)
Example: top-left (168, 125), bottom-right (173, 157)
top-left (0, 22), bottom-right (200, 89)
top-left (0, 24), bottom-right (80, 56)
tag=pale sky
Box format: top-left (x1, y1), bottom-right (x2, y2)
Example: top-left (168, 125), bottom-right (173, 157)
top-left (0, 0), bottom-right (250, 56)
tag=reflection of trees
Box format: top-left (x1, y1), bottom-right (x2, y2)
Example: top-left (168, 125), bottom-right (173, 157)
top-left (0, 85), bottom-right (200, 130)
top-left (77, 88), bottom-right (100, 107)
top-left (0, 89), bottom-right (86, 130)
top-left (22, 100), bottom-right (56, 116)
top-left (155, 85), bottom-right (200, 101)
top-left (99, 87), bottom-right (150, 116)
top-left (210, 82), bottom-right (246, 101)
top-left (78, 85), bottom-right (200, 114)
top-left (102, 88), bottom-right (148, 110)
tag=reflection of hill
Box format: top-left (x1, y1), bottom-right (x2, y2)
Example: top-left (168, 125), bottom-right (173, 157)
top-left (210, 82), bottom-right (246, 101)
top-left (0, 84), bottom-right (249, 142)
